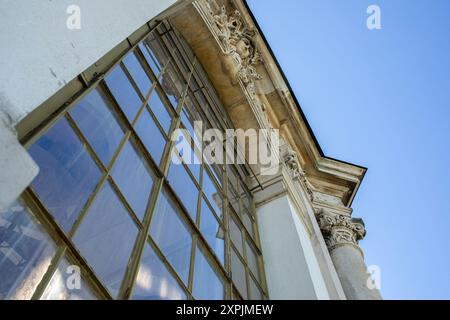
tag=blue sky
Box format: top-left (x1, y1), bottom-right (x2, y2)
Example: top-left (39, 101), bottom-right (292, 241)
top-left (247, 0), bottom-right (450, 299)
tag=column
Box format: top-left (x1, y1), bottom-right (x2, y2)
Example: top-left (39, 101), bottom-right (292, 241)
top-left (315, 209), bottom-right (382, 300)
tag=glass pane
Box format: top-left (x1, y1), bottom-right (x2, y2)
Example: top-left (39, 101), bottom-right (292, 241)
top-left (240, 183), bottom-right (252, 212)
top-left (192, 247), bottom-right (224, 300)
top-left (172, 130), bottom-right (201, 182)
top-left (132, 244), bottom-right (186, 300)
top-left (228, 186), bottom-right (240, 214)
top-left (242, 210), bottom-right (255, 238)
top-left (229, 215), bottom-right (243, 255)
top-left (105, 65), bottom-right (142, 122)
top-left (181, 99), bottom-right (203, 150)
top-left (123, 51), bottom-right (151, 97)
top-left (139, 42), bottom-right (161, 77)
top-left (41, 256), bottom-right (97, 300)
top-left (167, 159), bottom-right (199, 220)
top-left (249, 276), bottom-right (263, 300)
top-left (134, 107), bottom-right (166, 165)
top-left (199, 198), bottom-right (224, 266)
top-left (142, 33), bottom-right (167, 74)
top-left (29, 118), bottom-right (102, 232)
top-left (0, 200), bottom-right (57, 300)
top-left (231, 248), bottom-right (247, 299)
top-left (148, 89), bottom-right (172, 133)
top-left (202, 170), bottom-right (223, 219)
top-left (245, 240), bottom-right (260, 283)
top-left (150, 189), bottom-right (192, 284)
top-left (70, 88), bottom-right (125, 166)
top-left (227, 166), bottom-right (239, 192)
top-left (159, 63), bottom-right (183, 109)
top-left (206, 163), bottom-right (223, 188)
top-left (73, 182), bottom-right (139, 298)
top-left (111, 139), bottom-right (154, 221)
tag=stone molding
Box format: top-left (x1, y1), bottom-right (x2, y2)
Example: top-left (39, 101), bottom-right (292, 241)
top-left (315, 208), bottom-right (366, 252)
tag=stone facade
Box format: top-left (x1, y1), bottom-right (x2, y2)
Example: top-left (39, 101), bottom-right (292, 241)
top-left (0, 0), bottom-right (381, 300)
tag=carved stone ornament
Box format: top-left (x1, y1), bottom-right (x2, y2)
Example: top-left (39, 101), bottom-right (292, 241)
top-left (197, 0), bottom-right (262, 99)
top-left (281, 139), bottom-right (315, 201)
top-left (315, 208), bottom-right (366, 251)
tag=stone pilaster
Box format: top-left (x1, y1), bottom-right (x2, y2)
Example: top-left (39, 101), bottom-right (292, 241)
top-left (315, 208), bottom-right (382, 300)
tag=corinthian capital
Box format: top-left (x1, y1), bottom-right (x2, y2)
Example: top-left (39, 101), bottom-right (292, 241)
top-left (315, 209), bottom-right (366, 251)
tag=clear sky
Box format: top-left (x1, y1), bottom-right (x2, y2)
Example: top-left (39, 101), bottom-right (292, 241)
top-left (247, 0), bottom-right (450, 299)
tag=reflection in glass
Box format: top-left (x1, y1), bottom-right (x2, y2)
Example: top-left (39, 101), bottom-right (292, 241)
top-left (167, 159), bottom-right (199, 220)
top-left (139, 43), bottom-right (161, 77)
top-left (123, 51), bottom-right (152, 97)
top-left (148, 89), bottom-right (172, 133)
top-left (132, 244), bottom-right (186, 300)
top-left (0, 200), bottom-right (56, 300)
top-left (73, 183), bottom-right (139, 298)
top-left (41, 256), bottom-right (97, 300)
top-left (134, 108), bottom-right (166, 165)
top-left (70, 88), bottom-right (124, 166)
top-left (172, 130), bottom-right (201, 182)
top-left (142, 33), bottom-right (166, 75)
top-left (159, 63), bottom-right (183, 109)
top-left (111, 139), bottom-right (154, 221)
top-left (231, 248), bottom-right (247, 299)
top-left (202, 170), bottom-right (223, 218)
top-left (150, 189), bottom-right (192, 284)
top-left (199, 198), bottom-right (224, 266)
top-left (105, 65), bottom-right (142, 122)
top-left (228, 186), bottom-right (240, 214)
top-left (245, 240), bottom-right (260, 283)
top-left (29, 118), bottom-right (101, 232)
top-left (192, 247), bottom-right (224, 300)
top-left (242, 210), bottom-right (255, 239)
top-left (181, 100), bottom-right (203, 150)
top-left (229, 215), bottom-right (243, 255)
top-left (240, 184), bottom-right (252, 212)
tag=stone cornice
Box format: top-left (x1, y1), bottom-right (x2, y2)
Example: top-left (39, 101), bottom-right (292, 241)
top-left (171, 0), bottom-right (367, 207)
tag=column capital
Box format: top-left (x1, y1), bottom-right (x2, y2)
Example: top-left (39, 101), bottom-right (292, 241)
top-left (315, 208), bottom-right (366, 252)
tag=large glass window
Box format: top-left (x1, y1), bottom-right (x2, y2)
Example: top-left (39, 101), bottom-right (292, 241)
top-left (5, 20), bottom-right (267, 300)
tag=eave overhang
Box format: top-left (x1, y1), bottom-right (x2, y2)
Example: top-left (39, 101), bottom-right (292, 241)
top-left (168, 0), bottom-right (366, 208)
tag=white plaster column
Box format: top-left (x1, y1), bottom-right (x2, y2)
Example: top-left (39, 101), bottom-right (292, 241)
top-left (315, 209), bottom-right (382, 300)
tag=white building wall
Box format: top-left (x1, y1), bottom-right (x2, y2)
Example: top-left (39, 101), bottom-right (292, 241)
top-left (256, 194), bottom-right (330, 299)
top-left (0, 0), bottom-right (178, 126)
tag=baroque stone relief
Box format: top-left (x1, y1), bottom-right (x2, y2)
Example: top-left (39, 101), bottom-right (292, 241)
top-left (196, 0), bottom-right (265, 113)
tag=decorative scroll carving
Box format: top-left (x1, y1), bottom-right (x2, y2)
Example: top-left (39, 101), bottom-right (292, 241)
top-left (315, 208), bottom-right (366, 250)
